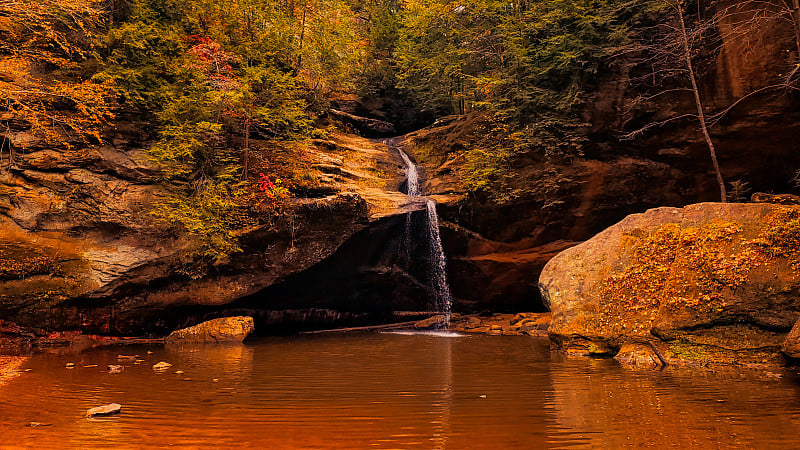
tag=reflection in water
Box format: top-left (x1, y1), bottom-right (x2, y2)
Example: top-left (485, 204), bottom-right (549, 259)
top-left (548, 357), bottom-right (800, 448)
top-left (1, 335), bottom-right (800, 448)
top-left (431, 337), bottom-right (452, 449)
top-left (383, 330), bottom-right (466, 338)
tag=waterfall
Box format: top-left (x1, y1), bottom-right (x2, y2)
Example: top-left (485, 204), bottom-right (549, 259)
top-left (425, 199), bottom-right (453, 326)
top-left (398, 150), bottom-right (419, 196)
top-left (398, 146), bottom-right (452, 327)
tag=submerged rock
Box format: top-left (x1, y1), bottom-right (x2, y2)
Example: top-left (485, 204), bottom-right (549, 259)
top-left (540, 202), bottom-right (800, 367)
top-left (85, 403), bottom-right (121, 417)
top-left (27, 422), bottom-right (52, 427)
top-left (152, 361), bottom-right (172, 372)
top-left (165, 316), bottom-right (255, 344)
top-left (614, 343), bottom-right (666, 369)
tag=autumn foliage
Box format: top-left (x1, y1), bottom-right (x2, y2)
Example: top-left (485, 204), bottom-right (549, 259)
top-left (601, 209), bottom-right (800, 317)
top-left (0, 0), bottom-right (114, 146)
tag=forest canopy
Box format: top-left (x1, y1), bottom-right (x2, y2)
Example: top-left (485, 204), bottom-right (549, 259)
top-left (2, 0), bottom-right (797, 259)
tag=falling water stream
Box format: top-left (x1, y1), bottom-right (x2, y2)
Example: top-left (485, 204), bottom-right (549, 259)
top-left (397, 146), bottom-right (453, 327)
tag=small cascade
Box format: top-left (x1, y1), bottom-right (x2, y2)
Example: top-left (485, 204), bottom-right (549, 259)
top-left (398, 149), bottom-right (418, 266)
top-left (425, 199), bottom-right (453, 326)
top-left (397, 145), bottom-right (452, 327)
top-left (398, 150), bottom-right (420, 196)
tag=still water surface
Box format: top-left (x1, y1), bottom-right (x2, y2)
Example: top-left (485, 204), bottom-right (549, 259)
top-left (2, 333), bottom-right (800, 448)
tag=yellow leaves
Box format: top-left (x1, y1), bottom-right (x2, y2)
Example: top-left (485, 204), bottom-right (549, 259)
top-left (600, 209), bottom-right (800, 324)
top-left (0, 0), bottom-right (113, 146)
top-left (1, 70), bottom-right (114, 146)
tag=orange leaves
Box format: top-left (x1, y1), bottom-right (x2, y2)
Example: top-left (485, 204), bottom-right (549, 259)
top-left (0, 59), bottom-right (114, 146)
top-left (0, 0), bottom-right (113, 146)
top-left (600, 211), bottom-right (800, 323)
top-left (600, 221), bottom-right (744, 316)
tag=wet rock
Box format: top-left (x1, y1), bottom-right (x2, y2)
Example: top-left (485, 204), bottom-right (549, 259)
top-left (152, 361), bottom-right (172, 372)
top-left (165, 316), bottom-right (255, 344)
top-left (781, 320), bottom-right (800, 359)
top-left (449, 312), bottom-right (551, 336)
top-left (85, 403), bottom-right (121, 417)
top-left (414, 315), bottom-right (447, 329)
top-left (540, 202), bottom-right (800, 367)
top-left (614, 343), bottom-right (665, 369)
top-left (465, 317), bottom-right (482, 328)
top-left (0, 321), bottom-right (36, 356)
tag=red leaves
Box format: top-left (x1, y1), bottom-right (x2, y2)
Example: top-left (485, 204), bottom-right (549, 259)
top-left (257, 173), bottom-right (276, 198)
top-left (185, 35), bottom-right (235, 81)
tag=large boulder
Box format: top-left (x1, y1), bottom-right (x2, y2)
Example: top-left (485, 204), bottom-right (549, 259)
top-left (782, 321), bottom-right (800, 359)
top-left (165, 316), bottom-right (255, 344)
top-left (540, 202), bottom-right (800, 367)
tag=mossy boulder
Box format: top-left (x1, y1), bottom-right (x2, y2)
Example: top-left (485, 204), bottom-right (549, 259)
top-left (539, 202), bottom-right (800, 367)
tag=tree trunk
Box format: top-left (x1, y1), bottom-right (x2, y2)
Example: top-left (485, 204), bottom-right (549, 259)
top-left (677, 4), bottom-right (727, 202)
top-left (296, 0), bottom-right (308, 71)
top-left (242, 122), bottom-right (250, 180)
top-left (792, 0), bottom-right (800, 56)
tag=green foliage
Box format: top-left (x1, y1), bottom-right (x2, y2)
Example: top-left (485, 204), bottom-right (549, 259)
top-left (152, 182), bottom-right (245, 261)
top-left (99, 0), bottom-right (362, 260)
top-left (394, 0), bottom-right (629, 123)
top-left (727, 180), bottom-right (751, 203)
top-left (384, 0), bottom-right (635, 197)
top-left (457, 147), bottom-right (510, 192)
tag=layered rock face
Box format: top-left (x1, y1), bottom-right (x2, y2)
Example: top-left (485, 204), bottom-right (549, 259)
top-left (540, 202), bottom-right (800, 367)
top-left (0, 129), bottom-right (422, 336)
top-left (1, 0), bottom-right (799, 342)
top-left (403, 0), bottom-right (800, 313)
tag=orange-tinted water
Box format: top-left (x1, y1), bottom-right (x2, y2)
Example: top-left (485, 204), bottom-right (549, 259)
top-left (2, 333), bottom-right (800, 448)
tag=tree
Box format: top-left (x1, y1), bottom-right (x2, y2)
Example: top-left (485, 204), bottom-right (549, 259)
top-left (715, 0), bottom-right (799, 81)
top-left (623, 0), bottom-right (800, 203)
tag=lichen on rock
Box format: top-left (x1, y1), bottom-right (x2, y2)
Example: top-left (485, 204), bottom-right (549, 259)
top-left (540, 202), bottom-right (800, 368)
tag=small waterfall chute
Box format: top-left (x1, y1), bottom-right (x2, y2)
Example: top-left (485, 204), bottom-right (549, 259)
top-left (396, 144), bottom-right (452, 327)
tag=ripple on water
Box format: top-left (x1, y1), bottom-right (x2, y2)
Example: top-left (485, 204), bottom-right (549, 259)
top-left (0, 334), bottom-right (799, 448)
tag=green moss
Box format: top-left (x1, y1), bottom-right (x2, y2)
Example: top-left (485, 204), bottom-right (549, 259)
top-left (667, 341), bottom-right (710, 363)
top-left (666, 338), bottom-right (780, 367)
